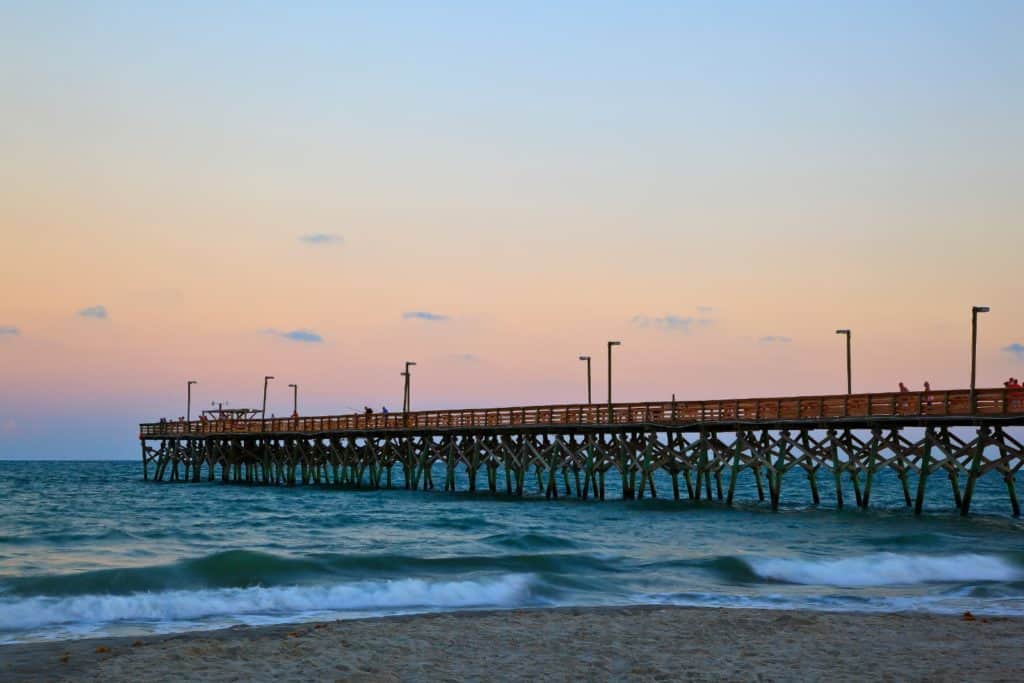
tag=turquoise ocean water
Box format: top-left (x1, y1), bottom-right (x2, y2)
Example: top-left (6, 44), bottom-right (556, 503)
top-left (1, 459), bottom-right (1022, 644)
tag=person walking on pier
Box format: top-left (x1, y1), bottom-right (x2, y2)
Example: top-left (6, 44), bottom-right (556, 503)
top-left (897, 382), bottom-right (911, 411)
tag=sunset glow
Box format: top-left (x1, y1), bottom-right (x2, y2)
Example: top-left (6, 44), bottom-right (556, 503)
top-left (1, 2), bottom-right (1022, 458)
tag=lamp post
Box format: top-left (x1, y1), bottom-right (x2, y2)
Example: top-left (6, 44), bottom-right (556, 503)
top-left (607, 341), bottom-right (621, 422)
top-left (186, 380), bottom-right (197, 422)
top-left (402, 361), bottom-right (417, 413)
top-left (578, 355), bottom-right (592, 405)
top-left (835, 329), bottom-right (851, 395)
top-left (970, 306), bottom-right (990, 412)
top-left (288, 383), bottom-right (298, 416)
top-left (262, 375), bottom-right (274, 424)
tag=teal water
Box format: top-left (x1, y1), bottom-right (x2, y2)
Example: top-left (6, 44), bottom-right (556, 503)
top-left (1, 460), bottom-right (1022, 643)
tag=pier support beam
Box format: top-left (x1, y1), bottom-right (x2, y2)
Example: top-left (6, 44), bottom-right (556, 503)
top-left (914, 429), bottom-right (933, 516)
top-left (961, 426), bottom-right (991, 517)
top-left (138, 418), bottom-right (1022, 515)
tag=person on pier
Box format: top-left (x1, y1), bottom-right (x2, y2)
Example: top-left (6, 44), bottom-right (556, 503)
top-left (897, 382), bottom-right (911, 412)
top-left (1007, 378), bottom-right (1023, 409)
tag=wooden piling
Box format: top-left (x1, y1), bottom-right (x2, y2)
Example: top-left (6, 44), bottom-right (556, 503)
top-left (961, 426), bottom-right (990, 516)
top-left (914, 429), bottom-right (932, 515)
top-left (726, 437), bottom-right (742, 506)
top-left (1006, 473), bottom-right (1020, 517)
top-left (861, 430), bottom-right (879, 509)
top-left (829, 431), bottom-right (844, 509)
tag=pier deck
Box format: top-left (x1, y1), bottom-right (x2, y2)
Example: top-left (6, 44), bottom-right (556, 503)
top-left (139, 387), bottom-right (1024, 516)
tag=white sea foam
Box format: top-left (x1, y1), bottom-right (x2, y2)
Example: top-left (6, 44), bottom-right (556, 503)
top-left (0, 574), bottom-right (534, 632)
top-left (748, 553), bottom-right (1022, 587)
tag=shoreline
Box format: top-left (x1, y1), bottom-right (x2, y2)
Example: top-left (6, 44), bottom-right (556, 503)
top-left (2, 605), bottom-right (1022, 682)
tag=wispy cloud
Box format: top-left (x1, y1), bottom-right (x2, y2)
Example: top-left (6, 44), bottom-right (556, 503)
top-left (452, 353), bottom-right (480, 362)
top-left (78, 305), bottom-right (108, 320)
top-left (1003, 342), bottom-right (1024, 359)
top-left (0, 325), bottom-right (18, 336)
top-left (403, 311), bottom-right (449, 322)
top-left (631, 313), bottom-right (712, 333)
top-left (299, 233), bottom-right (342, 245)
top-left (759, 335), bottom-right (792, 343)
top-left (264, 329), bottom-right (324, 343)
top-left (697, 305), bottom-right (714, 314)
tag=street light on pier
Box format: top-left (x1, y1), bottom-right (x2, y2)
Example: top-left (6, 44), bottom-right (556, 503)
top-left (970, 306), bottom-right (990, 412)
top-left (835, 329), bottom-right (851, 395)
top-left (579, 355), bottom-right (592, 405)
top-left (402, 361), bottom-right (417, 413)
top-left (262, 376), bottom-right (275, 421)
top-left (607, 341), bottom-right (621, 423)
top-left (288, 383), bottom-right (298, 416)
top-left (186, 380), bottom-right (197, 422)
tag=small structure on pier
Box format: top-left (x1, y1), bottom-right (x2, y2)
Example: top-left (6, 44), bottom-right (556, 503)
top-left (201, 406), bottom-right (261, 421)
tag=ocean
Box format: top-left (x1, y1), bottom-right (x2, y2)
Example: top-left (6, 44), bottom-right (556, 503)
top-left (1, 460), bottom-right (1022, 644)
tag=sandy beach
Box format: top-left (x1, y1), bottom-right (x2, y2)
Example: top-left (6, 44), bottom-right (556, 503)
top-left (2, 605), bottom-right (1021, 682)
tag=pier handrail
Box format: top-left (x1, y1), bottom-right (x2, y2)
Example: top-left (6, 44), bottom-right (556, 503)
top-left (140, 387), bottom-right (1023, 437)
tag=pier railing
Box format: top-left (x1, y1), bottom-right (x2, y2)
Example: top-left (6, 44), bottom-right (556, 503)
top-left (140, 387), bottom-right (1024, 438)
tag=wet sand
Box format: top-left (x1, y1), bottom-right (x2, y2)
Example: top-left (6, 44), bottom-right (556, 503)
top-left (2, 606), bottom-right (1021, 682)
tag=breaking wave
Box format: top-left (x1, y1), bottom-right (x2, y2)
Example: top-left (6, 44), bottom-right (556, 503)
top-left (0, 574), bottom-right (536, 633)
top-left (747, 553), bottom-right (1023, 587)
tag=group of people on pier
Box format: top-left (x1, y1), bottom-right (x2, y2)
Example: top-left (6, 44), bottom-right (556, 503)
top-left (1005, 378), bottom-right (1024, 408)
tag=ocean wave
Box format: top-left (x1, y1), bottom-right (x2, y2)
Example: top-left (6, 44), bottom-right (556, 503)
top-left (5, 549), bottom-right (617, 597)
top-left (420, 515), bottom-right (495, 531)
top-left (481, 531), bottom-right (579, 551)
top-left (747, 553), bottom-right (1023, 587)
top-left (0, 574), bottom-right (535, 632)
top-left (0, 527), bottom-right (143, 546)
top-left (642, 556), bottom-right (763, 583)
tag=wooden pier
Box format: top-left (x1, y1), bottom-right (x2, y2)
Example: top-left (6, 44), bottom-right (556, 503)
top-left (139, 387), bottom-right (1024, 516)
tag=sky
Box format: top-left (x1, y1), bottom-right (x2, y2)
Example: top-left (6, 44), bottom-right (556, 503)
top-left (1, 1), bottom-right (1022, 459)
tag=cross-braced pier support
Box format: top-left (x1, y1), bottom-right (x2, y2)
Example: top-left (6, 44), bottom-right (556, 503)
top-left (141, 423), bottom-right (1023, 516)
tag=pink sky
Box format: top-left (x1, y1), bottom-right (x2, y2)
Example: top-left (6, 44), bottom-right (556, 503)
top-left (1, 3), bottom-right (1022, 458)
